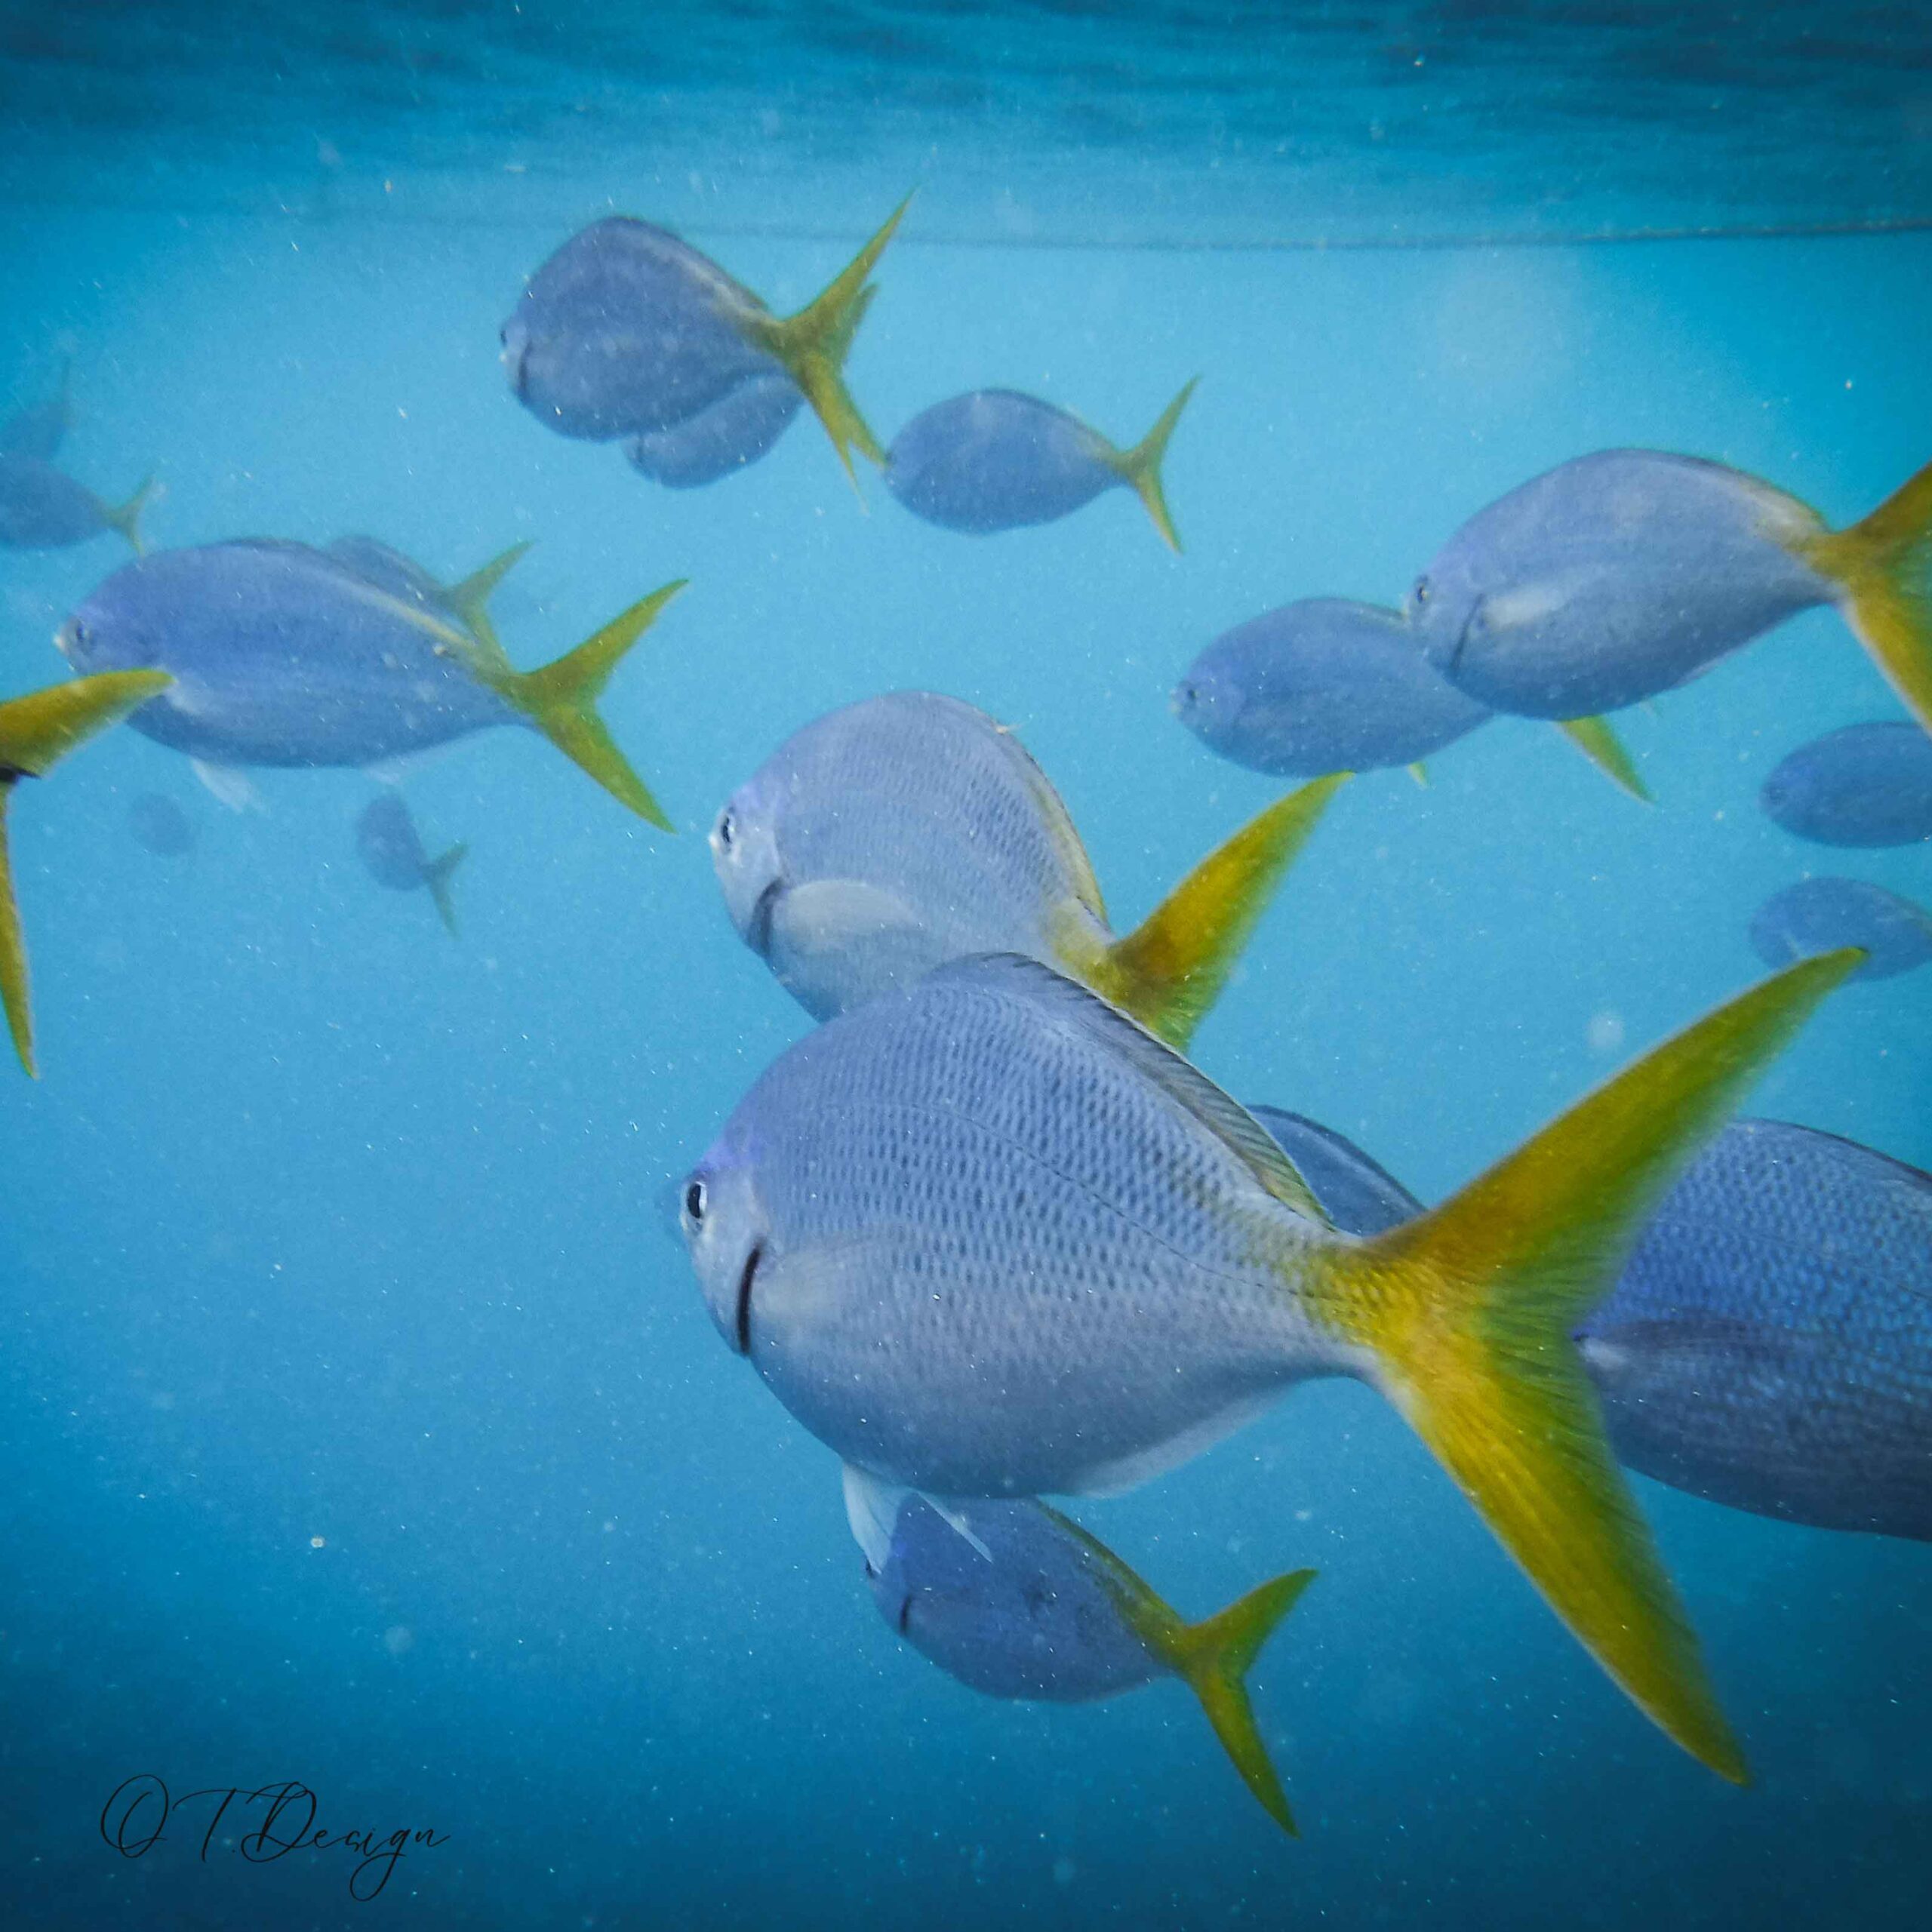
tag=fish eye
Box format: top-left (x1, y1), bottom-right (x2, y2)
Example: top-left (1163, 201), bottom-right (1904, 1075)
top-left (1178, 681), bottom-right (1198, 708)
top-left (682, 1179), bottom-right (707, 1229)
top-left (1412, 577), bottom-right (1431, 608)
top-left (68, 620), bottom-right (91, 650)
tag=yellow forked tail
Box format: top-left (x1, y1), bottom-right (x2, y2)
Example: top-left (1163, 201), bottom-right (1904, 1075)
top-left (1796, 457), bottom-right (1932, 737)
top-left (1307, 948), bottom-right (1863, 1780)
top-left (99, 475), bottom-right (155, 555)
top-left (0, 669), bottom-right (173, 1076)
top-left (466, 582), bottom-right (684, 829)
top-left (1089, 773), bottom-right (1346, 1052)
top-left (1555, 714), bottom-right (1652, 802)
top-left (740, 195), bottom-right (912, 488)
top-left (1102, 378), bottom-right (1198, 552)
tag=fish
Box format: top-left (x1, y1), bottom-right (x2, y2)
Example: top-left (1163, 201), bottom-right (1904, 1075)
top-left (1749, 877), bottom-right (1932, 980)
top-left (324, 534), bottom-right (531, 663)
top-left (1760, 721), bottom-right (1932, 847)
top-left (844, 1467), bottom-right (1312, 1834)
top-left (355, 794), bottom-right (467, 937)
top-left (57, 540), bottom-right (681, 827)
top-left (0, 455), bottom-right (150, 554)
top-left (624, 373), bottom-right (803, 488)
top-left (884, 383), bottom-right (1195, 549)
top-left (0, 669), bottom-right (174, 1075)
top-left (710, 691), bottom-right (1343, 1051)
top-left (677, 945), bottom-right (1861, 1780)
top-left (1407, 451), bottom-right (1932, 736)
top-left (503, 198), bottom-right (909, 481)
top-left (1171, 597), bottom-right (1650, 798)
top-left (126, 792), bottom-right (195, 858)
top-left (1250, 1109), bottom-right (1932, 1543)
top-left (0, 365), bottom-right (71, 463)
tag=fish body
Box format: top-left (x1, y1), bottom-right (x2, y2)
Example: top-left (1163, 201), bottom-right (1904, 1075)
top-left (325, 535), bottom-right (452, 612)
top-left (0, 454), bottom-right (125, 549)
top-left (625, 373), bottom-right (802, 488)
top-left (1251, 1109), bottom-right (1932, 1543)
top-left (684, 946), bottom-right (1862, 1778)
top-left (126, 792), bottom-right (195, 857)
top-left (1174, 599), bottom-right (1489, 776)
top-left (59, 542), bottom-right (515, 769)
top-left (884, 385), bottom-right (1192, 548)
top-left (1411, 451), bottom-right (1829, 716)
top-left (1749, 877), bottom-right (1932, 980)
top-left (712, 691), bottom-right (1340, 1048)
top-left (355, 792), bottom-right (466, 934)
top-left (1760, 722), bottom-right (1932, 847)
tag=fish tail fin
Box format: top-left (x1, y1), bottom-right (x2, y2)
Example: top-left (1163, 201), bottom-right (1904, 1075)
top-left (0, 669), bottom-right (173, 1076)
top-left (101, 474), bottom-right (155, 555)
top-left (423, 841), bottom-right (468, 938)
top-left (1105, 378), bottom-right (1198, 552)
top-left (478, 583), bottom-right (682, 828)
top-left (1798, 458), bottom-right (1932, 735)
top-left (1305, 949), bottom-right (1862, 1780)
top-left (1159, 1567), bottom-right (1315, 1836)
top-left (445, 541), bottom-right (533, 660)
top-left (1094, 773), bottom-right (1346, 1051)
top-left (1555, 714), bottom-right (1652, 802)
top-left (749, 194), bottom-right (912, 488)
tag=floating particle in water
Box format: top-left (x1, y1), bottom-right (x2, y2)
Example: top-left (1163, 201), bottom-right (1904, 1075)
top-left (1588, 1009), bottom-right (1626, 1054)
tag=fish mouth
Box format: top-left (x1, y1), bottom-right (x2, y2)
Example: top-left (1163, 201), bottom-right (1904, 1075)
top-left (744, 876), bottom-right (783, 958)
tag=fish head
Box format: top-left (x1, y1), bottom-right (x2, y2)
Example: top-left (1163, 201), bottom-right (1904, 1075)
top-left (677, 1130), bottom-right (772, 1358)
top-left (56, 567), bottom-right (161, 676)
top-left (709, 775), bottom-right (789, 958)
top-left (1405, 549), bottom-right (1490, 684)
top-left (1169, 640), bottom-right (1250, 752)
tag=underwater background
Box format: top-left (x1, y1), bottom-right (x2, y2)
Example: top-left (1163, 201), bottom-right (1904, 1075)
top-left (2, 4), bottom-right (1928, 1926)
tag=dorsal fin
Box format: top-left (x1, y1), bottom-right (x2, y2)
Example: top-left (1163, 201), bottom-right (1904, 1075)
top-left (928, 952), bottom-right (1333, 1228)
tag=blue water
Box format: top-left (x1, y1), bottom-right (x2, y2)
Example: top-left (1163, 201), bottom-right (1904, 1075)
top-left (3, 8), bottom-right (1930, 1927)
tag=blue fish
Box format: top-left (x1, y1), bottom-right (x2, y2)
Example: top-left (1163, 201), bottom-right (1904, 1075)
top-left (0, 669), bottom-right (174, 1075)
top-left (712, 691), bottom-right (1342, 1049)
top-left (1171, 597), bottom-right (1647, 797)
top-left (57, 540), bottom-right (680, 826)
top-left (1408, 451), bottom-right (1932, 737)
top-left (1251, 1109), bottom-right (1932, 1543)
top-left (1749, 877), bottom-right (1932, 980)
top-left (355, 793), bottom-right (467, 938)
top-left (1761, 722), bottom-right (1932, 847)
top-left (884, 383), bottom-right (1195, 549)
top-left (845, 1469), bottom-right (1312, 1834)
top-left (503, 199), bottom-right (907, 481)
top-left (0, 455), bottom-right (149, 553)
top-left (681, 946), bottom-right (1860, 1778)
top-left (126, 791), bottom-right (195, 858)
top-left (625, 374), bottom-right (803, 489)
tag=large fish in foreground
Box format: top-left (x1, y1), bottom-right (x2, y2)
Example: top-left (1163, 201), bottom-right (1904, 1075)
top-left (844, 1468), bottom-right (1312, 1833)
top-left (1252, 1109), bottom-right (1932, 1543)
top-left (503, 198), bottom-right (908, 483)
top-left (711, 691), bottom-right (1343, 1050)
top-left (0, 669), bottom-right (173, 1075)
top-left (1408, 451), bottom-right (1932, 735)
top-left (884, 384), bottom-right (1195, 549)
top-left (678, 948), bottom-right (1862, 1780)
top-left (57, 540), bottom-right (680, 826)
top-left (1171, 596), bottom-right (1649, 798)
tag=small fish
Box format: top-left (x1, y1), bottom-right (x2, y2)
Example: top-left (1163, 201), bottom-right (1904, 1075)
top-left (844, 1468), bottom-right (1312, 1833)
top-left (355, 794), bottom-right (467, 937)
top-left (884, 383), bottom-right (1195, 549)
top-left (126, 791), bottom-right (195, 858)
top-left (1760, 721), bottom-right (1932, 847)
top-left (0, 456), bottom-right (149, 554)
top-left (679, 946), bottom-right (1860, 1779)
top-left (0, 669), bottom-right (173, 1074)
top-left (1408, 451), bottom-right (1932, 736)
top-left (712, 691), bottom-right (1343, 1050)
top-left (625, 374), bottom-right (803, 489)
top-left (1171, 597), bottom-right (1648, 798)
top-left (1749, 877), bottom-right (1932, 980)
top-left (0, 365), bottom-right (72, 463)
top-left (57, 540), bottom-right (680, 826)
top-left (1250, 1109), bottom-right (1932, 1543)
top-left (503, 198), bottom-right (908, 481)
